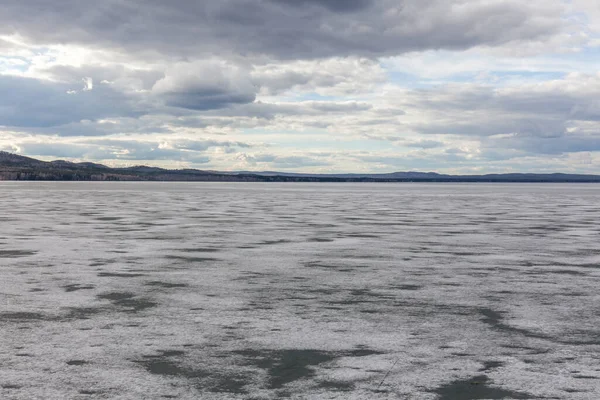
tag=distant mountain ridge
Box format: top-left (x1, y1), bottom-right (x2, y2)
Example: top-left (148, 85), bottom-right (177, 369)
top-left (1, 151), bottom-right (599, 182)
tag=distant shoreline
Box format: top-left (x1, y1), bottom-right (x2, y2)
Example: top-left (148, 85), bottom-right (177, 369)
top-left (2, 151), bottom-right (600, 183)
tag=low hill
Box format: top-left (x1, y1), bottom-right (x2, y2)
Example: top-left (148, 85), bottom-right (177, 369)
top-left (1, 151), bottom-right (600, 182)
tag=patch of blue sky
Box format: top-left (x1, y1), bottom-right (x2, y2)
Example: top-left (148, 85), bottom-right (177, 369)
top-left (294, 93), bottom-right (343, 102)
top-left (0, 56), bottom-right (30, 72)
top-left (241, 128), bottom-right (403, 152)
top-left (487, 70), bottom-right (567, 81)
top-left (386, 71), bottom-right (434, 88)
top-left (386, 69), bottom-right (567, 87)
top-left (565, 45), bottom-right (600, 62)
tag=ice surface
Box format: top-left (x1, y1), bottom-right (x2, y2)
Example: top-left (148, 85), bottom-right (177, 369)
top-left (1, 182), bottom-right (600, 399)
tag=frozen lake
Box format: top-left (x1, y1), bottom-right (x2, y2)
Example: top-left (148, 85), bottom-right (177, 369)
top-left (1, 182), bottom-right (600, 399)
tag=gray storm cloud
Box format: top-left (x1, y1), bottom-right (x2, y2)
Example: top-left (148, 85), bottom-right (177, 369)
top-left (1, 0), bottom-right (567, 59)
top-left (152, 61), bottom-right (257, 110)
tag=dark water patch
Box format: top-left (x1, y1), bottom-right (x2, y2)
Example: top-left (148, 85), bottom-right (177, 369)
top-left (549, 269), bottom-right (586, 276)
top-left (318, 380), bottom-right (354, 391)
top-left (63, 284), bottom-right (95, 292)
top-left (145, 281), bottom-right (188, 289)
top-left (79, 390), bottom-right (102, 395)
top-left (573, 375), bottom-right (599, 379)
top-left (137, 352), bottom-right (250, 393)
top-left (97, 272), bottom-right (146, 278)
top-left (524, 269), bottom-right (586, 276)
top-left (1, 311), bottom-right (48, 321)
top-left (28, 288), bottom-right (45, 292)
top-left (501, 344), bottom-right (551, 356)
top-left (1, 384), bottom-right (21, 389)
top-left (0, 250), bottom-right (37, 258)
top-left (347, 348), bottom-right (383, 357)
top-left (433, 375), bottom-right (531, 400)
top-left (479, 308), bottom-right (550, 340)
top-left (308, 288), bottom-right (337, 295)
top-left (570, 263), bottom-right (600, 269)
top-left (257, 240), bottom-right (292, 246)
top-left (64, 307), bottom-right (103, 320)
top-left (233, 348), bottom-right (380, 390)
top-left (175, 248), bottom-right (221, 253)
top-left (308, 238), bottom-right (334, 243)
top-left (67, 360), bottom-right (89, 366)
top-left (247, 301), bottom-right (274, 311)
top-left (138, 358), bottom-right (202, 379)
top-left (159, 350), bottom-right (186, 357)
top-left (235, 349), bottom-right (336, 389)
top-left (350, 289), bottom-right (394, 299)
top-left (90, 261), bottom-right (112, 267)
top-left (306, 223), bottom-right (338, 228)
top-left (95, 216), bottom-right (124, 221)
top-left (390, 284), bottom-right (422, 291)
top-left (479, 361), bottom-right (504, 372)
top-left (563, 388), bottom-right (588, 393)
top-left (341, 233), bottom-right (381, 239)
top-left (329, 298), bottom-right (373, 306)
top-left (290, 276), bottom-right (309, 281)
top-left (165, 255), bottom-right (219, 263)
top-left (98, 292), bottom-right (135, 301)
top-left (304, 261), bottom-right (369, 271)
top-left (78, 212), bottom-right (100, 217)
top-left (97, 292), bottom-right (157, 312)
top-left (113, 227), bottom-right (147, 232)
top-left (209, 375), bottom-right (252, 394)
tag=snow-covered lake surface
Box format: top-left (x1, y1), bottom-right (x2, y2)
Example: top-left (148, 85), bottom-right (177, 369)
top-left (1, 182), bottom-right (600, 399)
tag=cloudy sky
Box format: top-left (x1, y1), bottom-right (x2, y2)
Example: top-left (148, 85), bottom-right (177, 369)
top-left (1, 0), bottom-right (600, 173)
